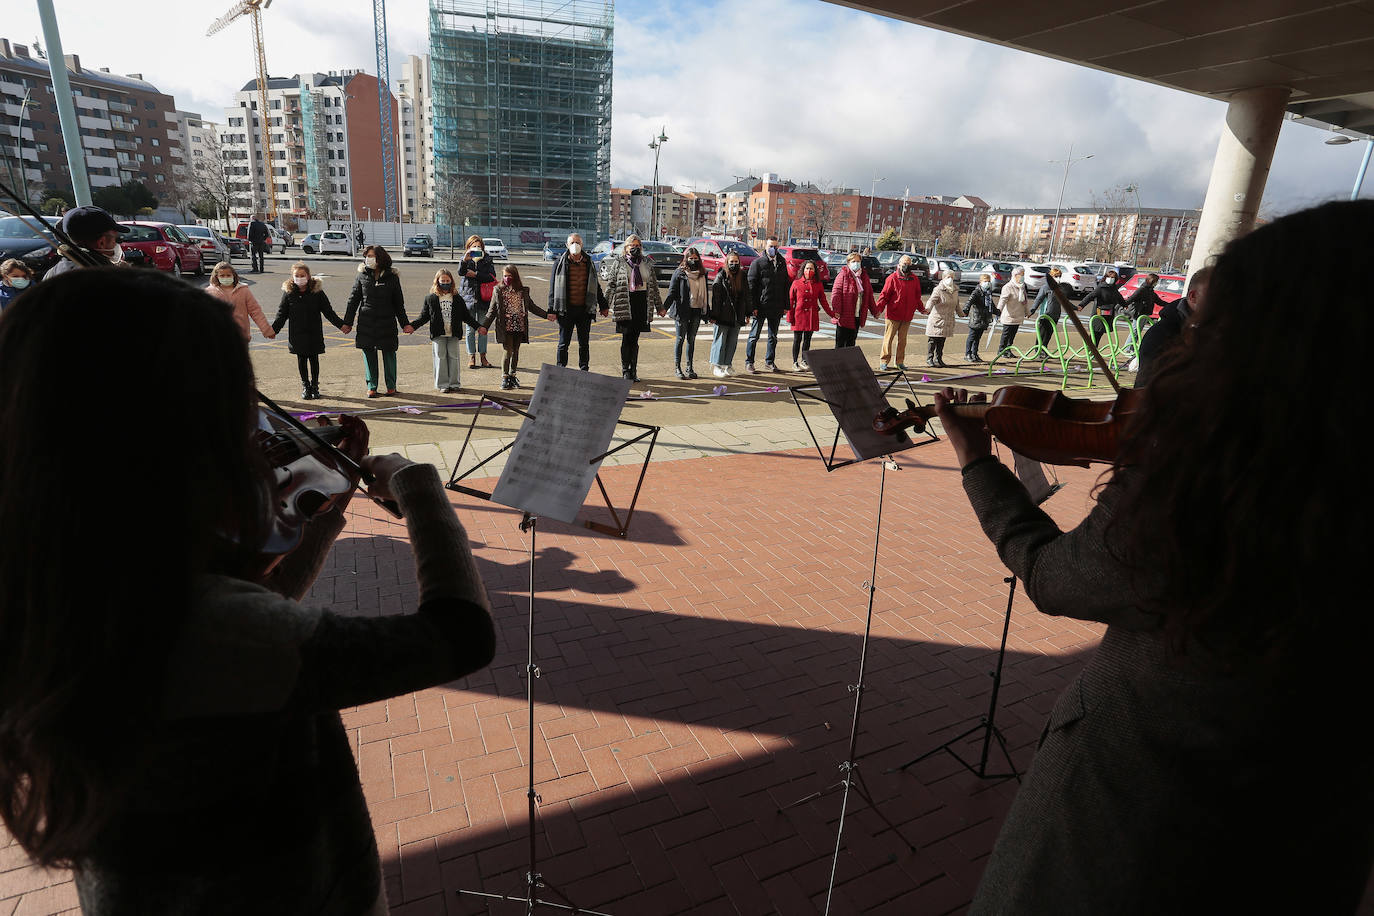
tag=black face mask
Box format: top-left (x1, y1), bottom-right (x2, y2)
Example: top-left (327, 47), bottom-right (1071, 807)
top-left (727, 264), bottom-right (740, 274)
top-left (627, 247), bottom-right (642, 262)
top-left (688, 259), bottom-right (700, 269)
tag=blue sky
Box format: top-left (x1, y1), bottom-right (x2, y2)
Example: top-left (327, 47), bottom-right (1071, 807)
top-left (6, 0), bottom-right (1369, 214)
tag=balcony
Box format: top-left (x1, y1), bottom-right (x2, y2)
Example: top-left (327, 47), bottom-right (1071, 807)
top-left (114, 139), bottom-right (138, 152)
top-left (107, 100), bottom-right (134, 114)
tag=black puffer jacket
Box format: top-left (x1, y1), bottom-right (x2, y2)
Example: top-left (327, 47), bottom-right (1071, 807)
top-left (272, 278), bottom-right (345, 355)
top-left (747, 253), bottom-right (790, 318)
top-left (965, 284), bottom-right (995, 331)
top-left (707, 271), bottom-right (751, 327)
top-left (343, 266), bottom-right (409, 350)
top-left (1079, 282), bottom-right (1125, 317)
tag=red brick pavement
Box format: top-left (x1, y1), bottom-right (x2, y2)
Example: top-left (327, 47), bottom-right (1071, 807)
top-left (4, 439), bottom-right (1373, 914)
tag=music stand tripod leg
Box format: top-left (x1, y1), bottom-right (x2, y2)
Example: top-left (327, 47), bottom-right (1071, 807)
top-left (456, 515), bottom-right (617, 916)
top-left (890, 576), bottom-right (1021, 782)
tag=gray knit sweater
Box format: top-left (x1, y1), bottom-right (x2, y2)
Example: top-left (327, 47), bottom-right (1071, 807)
top-left (73, 464), bottom-right (495, 915)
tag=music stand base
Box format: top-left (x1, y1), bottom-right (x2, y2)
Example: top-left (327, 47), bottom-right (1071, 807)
top-left (889, 717), bottom-right (1019, 782)
top-left (779, 768), bottom-right (916, 852)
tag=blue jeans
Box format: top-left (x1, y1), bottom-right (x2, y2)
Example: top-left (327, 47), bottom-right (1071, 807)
top-left (711, 324), bottom-right (740, 366)
top-left (745, 313), bottom-right (781, 364)
top-left (466, 325), bottom-right (488, 356)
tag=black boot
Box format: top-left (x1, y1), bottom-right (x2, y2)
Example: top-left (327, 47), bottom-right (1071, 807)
top-left (685, 363), bottom-right (697, 380)
top-left (934, 339), bottom-right (947, 367)
top-left (301, 383), bottom-right (313, 400)
top-left (927, 340), bottom-right (937, 367)
top-left (631, 363), bottom-right (640, 382)
top-left (675, 364), bottom-right (685, 380)
top-left (309, 381), bottom-right (320, 399)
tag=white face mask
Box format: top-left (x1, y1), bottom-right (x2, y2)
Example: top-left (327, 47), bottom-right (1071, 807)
top-left (848, 262), bottom-right (861, 273)
top-left (365, 257), bottom-right (377, 270)
top-left (217, 274), bottom-right (235, 286)
top-left (99, 243), bottom-right (123, 264)
top-left (1105, 277), bottom-right (1116, 285)
top-left (568, 243), bottom-right (582, 255)
top-left (981, 281), bottom-right (991, 290)
top-left (294, 275), bottom-right (309, 288)
top-left (1013, 274), bottom-right (1024, 283)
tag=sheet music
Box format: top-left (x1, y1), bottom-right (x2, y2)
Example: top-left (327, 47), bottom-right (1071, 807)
top-left (491, 365), bottom-right (631, 523)
top-left (804, 347), bottom-right (917, 461)
top-left (1012, 449), bottom-right (1060, 506)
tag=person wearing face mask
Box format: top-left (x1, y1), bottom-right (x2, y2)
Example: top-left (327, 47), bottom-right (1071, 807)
top-left (995, 267), bottom-right (1031, 357)
top-left (44, 206), bottom-right (131, 279)
top-left (707, 254), bottom-right (752, 377)
top-left (745, 237), bottom-right (789, 372)
top-left (827, 253), bottom-right (879, 348)
top-left (547, 232), bottom-right (608, 372)
top-left (963, 273), bottom-right (995, 362)
top-left (875, 254), bottom-right (927, 370)
top-left (480, 265), bottom-right (551, 390)
top-left (923, 269), bottom-right (960, 368)
top-left (458, 235), bottom-right (496, 370)
top-left (1077, 268), bottom-right (1125, 349)
top-left (786, 259), bottom-right (828, 371)
top-left (341, 246), bottom-right (414, 398)
top-left (204, 260), bottom-right (275, 343)
top-left (601, 234), bottom-right (664, 382)
top-left (272, 262), bottom-right (345, 400)
top-left (414, 268), bottom-right (479, 393)
top-left (663, 247), bottom-right (709, 379)
top-left (0, 259), bottom-right (35, 311)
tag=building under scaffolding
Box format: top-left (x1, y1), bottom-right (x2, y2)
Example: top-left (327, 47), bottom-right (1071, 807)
top-left (429, 0), bottom-right (613, 243)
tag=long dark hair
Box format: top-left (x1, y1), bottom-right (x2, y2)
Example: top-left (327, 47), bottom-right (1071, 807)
top-left (364, 245), bottom-right (392, 275)
top-left (0, 268), bottom-right (270, 866)
top-left (679, 247), bottom-right (701, 270)
top-left (1113, 199), bottom-right (1371, 667)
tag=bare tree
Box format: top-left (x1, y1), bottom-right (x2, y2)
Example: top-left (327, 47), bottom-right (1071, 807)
top-left (166, 168), bottom-right (202, 223)
top-left (1088, 187), bottom-right (1135, 262)
top-left (191, 132), bottom-right (235, 233)
top-left (937, 225), bottom-right (961, 256)
top-left (799, 180), bottom-right (838, 247)
top-left (431, 172), bottom-right (481, 257)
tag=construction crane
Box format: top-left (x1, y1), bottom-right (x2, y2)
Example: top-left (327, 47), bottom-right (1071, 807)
top-left (373, 0), bottom-right (397, 224)
top-left (207, 0), bottom-right (277, 224)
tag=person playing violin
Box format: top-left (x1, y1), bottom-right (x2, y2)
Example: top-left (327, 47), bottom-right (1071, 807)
top-left (931, 199), bottom-right (1374, 914)
top-left (0, 268), bottom-right (496, 915)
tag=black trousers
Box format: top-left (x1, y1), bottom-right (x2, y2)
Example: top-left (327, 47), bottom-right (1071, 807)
top-left (966, 327), bottom-right (986, 358)
top-left (791, 330), bottom-right (813, 362)
top-left (618, 290), bottom-right (649, 370)
top-left (296, 354), bottom-right (319, 384)
top-left (998, 323), bottom-right (1019, 354)
top-left (835, 326), bottom-right (859, 348)
top-left (251, 241), bottom-right (266, 272)
top-left (556, 311), bottom-right (592, 369)
top-left (674, 312), bottom-right (702, 365)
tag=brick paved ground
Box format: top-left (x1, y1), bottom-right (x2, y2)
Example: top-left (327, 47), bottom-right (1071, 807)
top-left (5, 434), bottom-right (1374, 914)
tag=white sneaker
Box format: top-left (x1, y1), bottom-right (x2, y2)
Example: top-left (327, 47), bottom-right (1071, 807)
top-left (724, 365), bottom-right (735, 376)
top-left (712, 365), bottom-right (727, 378)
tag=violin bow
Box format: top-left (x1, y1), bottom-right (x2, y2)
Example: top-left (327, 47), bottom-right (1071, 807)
top-left (0, 176), bottom-right (106, 269)
top-left (1045, 275), bottom-right (1123, 397)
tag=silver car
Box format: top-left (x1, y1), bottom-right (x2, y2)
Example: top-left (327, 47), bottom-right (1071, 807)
top-left (178, 225), bottom-right (231, 264)
top-left (928, 257), bottom-right (963, 289)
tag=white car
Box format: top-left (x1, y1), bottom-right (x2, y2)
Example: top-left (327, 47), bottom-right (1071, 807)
top-left (1018, 262), bottom-right (1049, 291)
top-left (178, 225), bottom-right (230, 264)
top-left (482, 237), bottom-right (509, 260)
top-left (269, 226), bottom-right (293, 249)
top-left (1045, 262), bottom-right (1098, 298)
top-left (300, 230), bottom-right (354, 255)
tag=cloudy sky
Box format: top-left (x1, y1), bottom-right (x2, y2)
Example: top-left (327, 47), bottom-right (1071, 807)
top-left (6, 0), bottom-right (1369, 214)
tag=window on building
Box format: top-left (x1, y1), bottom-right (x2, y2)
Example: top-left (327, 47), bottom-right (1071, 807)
top-left (145, 100), bottom-right (155, 110)
top-left (271, 100), bottom-right (281, 110)
top-left (152, 155), bottom-right (162, 164)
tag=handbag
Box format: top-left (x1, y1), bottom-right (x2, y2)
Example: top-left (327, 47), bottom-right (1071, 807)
top-left (480, 280), bottom-right (497, 301)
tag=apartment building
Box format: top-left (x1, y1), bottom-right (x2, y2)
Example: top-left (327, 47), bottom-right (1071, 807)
top-left (741, 176), bottom-right (986, 245)
top-left (396, 54), bottom-right (434, 222)
top-left (1, 38), bottom-right (181, 202)
top-left (986, 207), bottom-right (1201, 263)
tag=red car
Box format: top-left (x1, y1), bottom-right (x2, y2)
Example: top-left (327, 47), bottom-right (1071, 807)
top-left (1119, 273), bottom-right (1186, 317)
top-left (776, 245), bottom-right (830, 285)
top-left (119, 222), bottom-right (204, 277)
top-left (685, 237), bottom-right (759, 279)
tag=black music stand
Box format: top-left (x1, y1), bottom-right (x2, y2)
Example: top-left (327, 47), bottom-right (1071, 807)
top-left (445, 393), bottom-right (659, 539)
top-left (776, 349), bottom-right (939, 915)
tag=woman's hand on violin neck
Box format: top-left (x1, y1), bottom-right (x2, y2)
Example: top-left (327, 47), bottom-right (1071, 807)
top-left (360, 454), bottom-right (416, 503)
top-left (933, 388), bottom-right (993, 468)
top-left (336, 414), bottom-right (371, 469)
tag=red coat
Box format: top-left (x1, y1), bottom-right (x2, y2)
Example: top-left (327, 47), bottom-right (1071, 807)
top-left (877, 270), bottom-right (926, 322)
top-left (828, 268), bottom-right (879, 330)
top-left (787, 277), bottom-right (828, 332)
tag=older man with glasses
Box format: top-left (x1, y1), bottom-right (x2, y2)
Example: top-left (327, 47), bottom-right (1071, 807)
top-left (546, 232), bottom-right (608, 371)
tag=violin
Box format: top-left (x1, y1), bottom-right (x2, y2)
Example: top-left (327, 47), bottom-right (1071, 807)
top-left (873, 387), bottom-right (1143, 467)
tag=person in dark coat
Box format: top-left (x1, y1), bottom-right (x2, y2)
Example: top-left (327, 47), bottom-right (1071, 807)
top-left (706, 253), bottom-right (751, 377)
top-left (601, 234), bottom-right (664, 382)
top-left (745, 236), bottom-right (789, 372)
top-left (413, 268), bottom-right (477, 393)
top-left (933, 199), bottom-right (1374, 916)
top-left (458, 235), bottom-right (496, 370)
top-left (1134, 266), bottom-right (1211, 388)
top-left (1076, 268), bottom-right (1125, 348)
top-left (341, 246), bottom-right (413, 398)
top-left (546, 232), bottom-right (608, 372)
top-left (662, 247), bottom-right (710, 379)
top-left (247, 215), bottom-right (269, 273)
top-left (480, 264), bottom-right (551, 390)
top-left (1033, 267), bottom-right (1064, 321)
top-left (963, 272), bottom-right (996, 362)
top-left (272, 262), bottom-right (345, 400)
top-left (1123, 272), bottom-right (1167, 322)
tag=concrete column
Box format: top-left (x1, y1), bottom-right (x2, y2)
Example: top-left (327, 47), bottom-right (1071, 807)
top-left (1187, 86), bottom-right (1290, 281)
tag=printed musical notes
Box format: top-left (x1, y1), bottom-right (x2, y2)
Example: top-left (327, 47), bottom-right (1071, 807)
top-left (491, 365), bottom-right (632, 523)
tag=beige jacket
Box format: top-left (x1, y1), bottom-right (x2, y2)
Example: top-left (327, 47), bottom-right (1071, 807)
top-left (997, 280), bottom-right (1030, 325)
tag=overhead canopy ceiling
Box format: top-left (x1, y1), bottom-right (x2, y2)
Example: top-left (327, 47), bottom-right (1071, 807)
top-left (830, 0), bottom-right (1374, 138)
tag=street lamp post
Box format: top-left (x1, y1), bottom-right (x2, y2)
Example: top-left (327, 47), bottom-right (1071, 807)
top-left (1048, 143), bottom-right (1092, 261)
top-left (1123, 183), bottom-right (1144, 264)
top-left (648, 126), bottom-right (668, 240)
top-left (1324, 133), bottom-right (1373, 200)
top-left (867, 176), bottom-right (884, 240)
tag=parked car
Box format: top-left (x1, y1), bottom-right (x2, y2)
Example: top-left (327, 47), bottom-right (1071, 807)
top-left (875, 250), bottom-right (933, 290)
top-left (0, 215), bottom-right (62, 279)
top-left (178, 225), bottom-right (230, 264)
top-left (1018, 262), bottom-right (1049, 291)
top-left (403, 235), bottom-right (434, 257)
top-left (860, 255), bottom-right (885, 292)
top-left (1119, 272), bottom-right (1186, 317)
top-left (542, 241), bottom-right (568, 261)
top-left (482, 237), bottom-right (508, 260)
top-left (958, 259), bottom-right (1018, 291)
top-left (927, 256), bottom-right (962, 291)
top-left (589, 238), bottom-right (622, 266)
top-left (219, 233), bottom-right (247, 259)
top-left (777, 245), bottom-right (829, 285)
top-left (119, 221), bottom-right (204, 277)
top-left (1044, 262), bottom-right (1098, 298)
top-left (270, 225), bottom-right (293, 249)
top-left (597, 239), bottom-right (680, 286)
top-left (685, 236), bottom-right (759, 279)
top-left (1100, 262), bottom-right (1137, 283)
